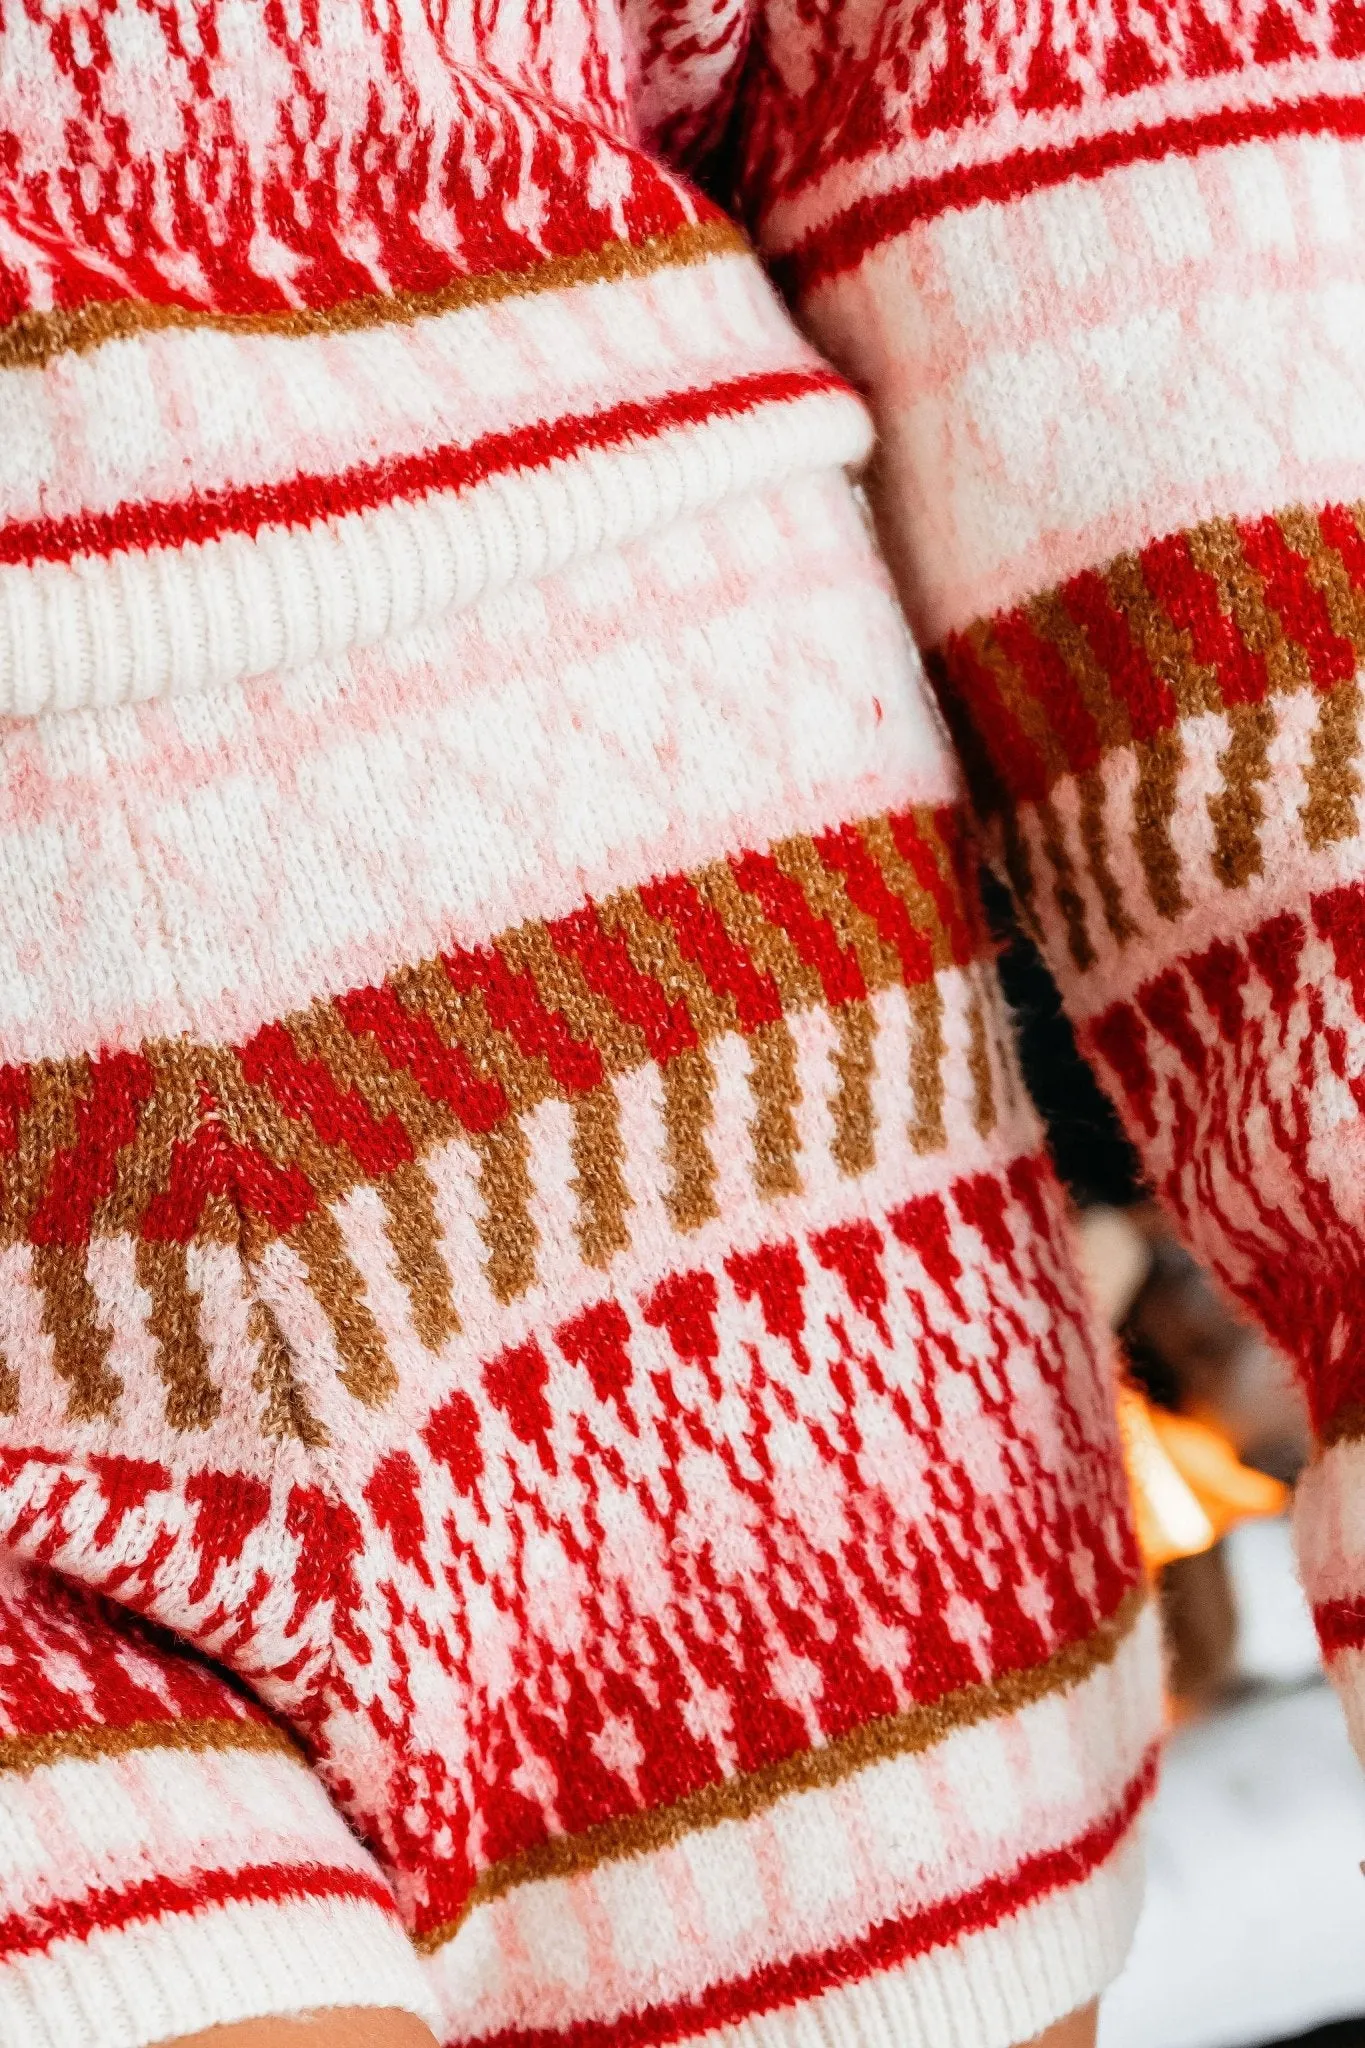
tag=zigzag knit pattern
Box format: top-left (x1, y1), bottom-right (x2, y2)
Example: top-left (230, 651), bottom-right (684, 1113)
top-left (0, 5), bottom-right (1200, 2046)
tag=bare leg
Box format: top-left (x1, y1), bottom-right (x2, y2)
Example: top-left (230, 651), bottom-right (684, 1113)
top-left (156, 2012), bottom-right (438, 2048)
top-left (1025, 2001), bottom-right (1099, 2048)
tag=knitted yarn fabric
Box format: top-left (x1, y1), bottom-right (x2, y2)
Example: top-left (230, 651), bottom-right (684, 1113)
top-left (746, 0), bottom-right (1365, 1784)
top-left (0, 5), bottom-right (1184, 2046)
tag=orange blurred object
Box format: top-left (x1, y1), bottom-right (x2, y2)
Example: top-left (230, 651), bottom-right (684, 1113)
top-left (1116, 1383), bottom-right (1288, 1574)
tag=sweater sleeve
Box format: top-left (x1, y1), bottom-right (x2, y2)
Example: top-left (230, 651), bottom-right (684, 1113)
top-left (724, 6), bottom-right (1365, 1743)
top-left (0, 1554), bottom-right (433, 2048)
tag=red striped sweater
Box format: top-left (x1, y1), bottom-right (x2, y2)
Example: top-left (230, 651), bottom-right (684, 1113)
top-left (0, 3), bottom-right (1356, 2045)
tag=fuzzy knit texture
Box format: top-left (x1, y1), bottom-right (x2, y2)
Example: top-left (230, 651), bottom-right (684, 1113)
top-left (19, 0), bottom-right (1359, 2043)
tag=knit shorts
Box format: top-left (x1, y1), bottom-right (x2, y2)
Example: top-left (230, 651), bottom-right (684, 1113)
top-left (0, 464), bottom-right (1158, 2047)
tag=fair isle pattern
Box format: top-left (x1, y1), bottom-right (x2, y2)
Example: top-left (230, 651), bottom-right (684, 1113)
top-left (929, 499), bottom-right (1365, 963)
top-left (0, 224), bottom-right (745, 374)
top-left (0, 1126), bottom-right (1150, 2042)
top-left (0, 1565), bottom-right (439, 2042)
top-left (746, 0), bottom-right (1365, 1754)
top-left (0, 802), bottom-right (987, 1432)
top-left (786, 131), bottom-right (1365, 646)
top-left (0, 701), bottom-right (1154, 2045)
top-left (0, 244), bottom-right (865, 716)
top-left (0, 18), bottom-right (865, 722)
top-left (925, 500), bottom-right (1365, 1443)
top-left (0, 0), bottom-right (706, 325)
top-left (0, 7), bottom-right (1168, 2046)
top-left (743, 0), bottom-right (1365, 280)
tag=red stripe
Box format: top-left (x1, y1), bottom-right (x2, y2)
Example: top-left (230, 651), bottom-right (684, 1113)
top-left (443, 945), bottom-right (605, 1093)
top-left (0, 368), bottom-right (846, 571)
top-left (332, 983), bottom-right (510, 1135)
top-left (728, 848), bottom-right (869, 1006)
top-left (1238, 513), bottom-right (1358, 690)
top-left (1315, 1596), bottom-right (1365, 1656)
top-left (934, 633), bottom-right (1052, 806)
top-left (470, 1749), bottom-right (1157, 2048)
top-left (887, 809), bottom-right (978, 969)
top-left (28, 1052), bottom-right (155, 1248)
top-left (238, 1022), bottom-right (416, 1179)
top-left (637, 874), bottom-right (785, 1033)
top-left (0, 1859), bottom-right (396, 1965)
top-left (992, 607), bottom-right (1103, 773)
top-left (812, 823), bottom-right (936, 984)
top-left (779, 93), bottom-right (1365, 297)
top-left (1136, 534), bottom-right (1266, 709)
top-left (548, 902), bottom-right (699, 1066)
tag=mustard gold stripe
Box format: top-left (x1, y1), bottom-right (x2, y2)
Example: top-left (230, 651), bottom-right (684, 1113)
top-left (570, 1084), bottom-right (632, 1269)
top-left (1077, 767), bottom-right (1137, 945)
top-left (1302, 679), bottom-right (1364, 851)
top-left (414, 1582), bottom-right (1146, 1953)
top-left (135, 1237), bottom-right (221, 1432)
top-left (830, 1000), bottom-right (877, 1176)
top-left (250, 1294), bottom-right (330, 1448)
top-left (1038, 792), bottom-right (1097, 972)
top-left (1132, 728), bottom-right (1189, 922)
top-left (0, 222), bottom-right (748, 372)
top-left (907, 978), bottom-right (947, 1155)
top-left (381, 1158), bottom-right (461, 1350)
top-left (287, 1207), bottom-right (397, 1405)
top-left (1207, 698), bottom-right (1274, 889)
top-left (473, 1119), bottom-right (539, 1304)
top-left (747, 1016), bottom-right (803, 1199)
top-left (0, 807), bottom-right (985, 1257)
top-left (661, 1045), bottom-right (720, 1233)
top-left (966, 976), bottom-right (998, 1139)
top-left (30, 1242), bottom-right (122, 1423)
top-left (0, 1714), bottom-right (298, 1777)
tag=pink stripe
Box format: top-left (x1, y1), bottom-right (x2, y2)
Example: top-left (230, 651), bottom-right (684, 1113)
top-left (0, 469), bottom-right (943, 1066)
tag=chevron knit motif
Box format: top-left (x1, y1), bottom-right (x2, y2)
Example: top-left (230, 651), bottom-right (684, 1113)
top-left (0, 8), bottom-right (1175, 2048)
top-left (732, 0), bottom-right (1365, 1797)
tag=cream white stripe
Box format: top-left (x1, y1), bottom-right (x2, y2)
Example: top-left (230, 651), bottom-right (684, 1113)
top-left (0, 466), bottom-right (926, 1064)
top-left (0, 387), bottom-right (871, 718)
top-left (0, 1742), bottom-right (378, 1916)
top-left (0, 252), bottom-right (816, 526)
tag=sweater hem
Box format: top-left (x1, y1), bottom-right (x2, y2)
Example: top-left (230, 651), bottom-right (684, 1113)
top-left (683, 1825), bottom-right (1146, 2048)
top-left (0, 1888), bottom-right (437, 2048)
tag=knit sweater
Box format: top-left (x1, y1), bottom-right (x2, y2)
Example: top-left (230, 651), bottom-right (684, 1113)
top-left (2, 3), bottom-right (1347, 2045)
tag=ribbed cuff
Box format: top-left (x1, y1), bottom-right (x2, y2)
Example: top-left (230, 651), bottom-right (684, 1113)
top-left (685, 1832), bottom-right (1145, 2048)
top-left (0, 384), bottom-right (870, 714)
top-left (0, 1889), bottom-right (439, 2048)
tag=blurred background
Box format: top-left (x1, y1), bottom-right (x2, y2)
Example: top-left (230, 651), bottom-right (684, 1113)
top-left (986, 879), bottom-right (1365, 2048)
